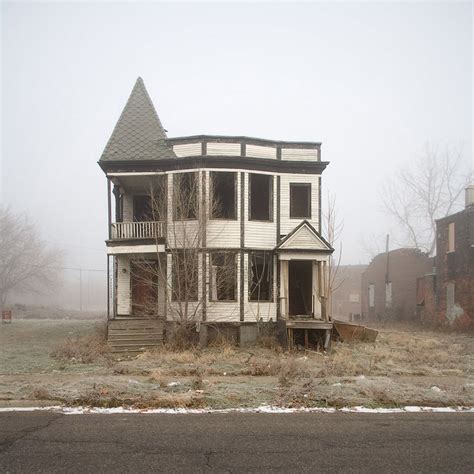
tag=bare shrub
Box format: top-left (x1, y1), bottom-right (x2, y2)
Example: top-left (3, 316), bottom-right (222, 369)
top-left (51, 322), bottom-right (109, 363)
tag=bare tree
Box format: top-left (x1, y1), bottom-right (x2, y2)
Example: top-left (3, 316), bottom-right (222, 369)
top-left (322, 192), bottom-right (343, 317)
top-left (0, 207), bottom-right (63, 309)
top-left (131, 173), bottom-right (236, 347)
top-left (381, 144), bottom-right (472, 255)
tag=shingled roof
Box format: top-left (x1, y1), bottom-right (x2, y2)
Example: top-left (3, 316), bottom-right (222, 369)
top-left (99, 77), bottom-right (176, 162)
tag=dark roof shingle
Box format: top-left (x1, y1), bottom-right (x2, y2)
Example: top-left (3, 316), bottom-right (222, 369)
top-left (100, 77), bottom-right (176, 162)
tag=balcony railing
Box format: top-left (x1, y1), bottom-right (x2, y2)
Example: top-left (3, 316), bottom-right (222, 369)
top-left (111, 221), bottom-right (164, 240)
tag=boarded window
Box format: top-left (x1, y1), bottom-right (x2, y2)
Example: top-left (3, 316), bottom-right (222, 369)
top-left (172, 251), bottom-right (198, 301)
top-left (447, 222), bottom-right (455, 252)
top-left (369, 284), bottom-right (375, 308)
top-left (290, 183), bottom-right (311, 218)
top-left (174, 172), bottom-right (198, 220)
top-left (249, 252), bottom-right (273, 302)
top-left (210, 172), bottom-right (237, 219)
top-left (210, 253), bottom-right (237, 301)
top-left (249, 174), bottom-right (273, 221)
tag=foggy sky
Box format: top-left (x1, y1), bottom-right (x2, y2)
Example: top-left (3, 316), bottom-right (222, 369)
top-left (1, 1), bottom-right (472, 307)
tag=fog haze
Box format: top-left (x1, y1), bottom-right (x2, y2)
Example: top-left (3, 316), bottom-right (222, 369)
top-left (1, 1), bottom-right (472, 308)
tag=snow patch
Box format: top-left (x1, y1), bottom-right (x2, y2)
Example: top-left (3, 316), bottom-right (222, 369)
top-left (0, 405), bottom-right (472, 415)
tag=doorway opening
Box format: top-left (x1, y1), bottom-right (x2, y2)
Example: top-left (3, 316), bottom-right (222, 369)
top-left (131, 261), bottom-right (158, 317)
top-left (288, 260), bottom-right (312, 316)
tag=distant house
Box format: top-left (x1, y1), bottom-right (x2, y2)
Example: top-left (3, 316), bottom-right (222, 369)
top-left (426, 186), bottom-right (474, 328)
top-left (361, 248), bottom-right (432, 322)
top-left (331, 265), bottom-right (367, 322)
top-left (98, 78), bottom-right (334, 351)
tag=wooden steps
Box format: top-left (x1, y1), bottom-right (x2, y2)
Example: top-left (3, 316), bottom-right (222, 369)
top-left (108, 319), bottom-right (164, 353)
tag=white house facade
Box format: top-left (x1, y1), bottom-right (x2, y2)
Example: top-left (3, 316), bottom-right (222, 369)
top-left (99, 78), bottom-right (334, 351)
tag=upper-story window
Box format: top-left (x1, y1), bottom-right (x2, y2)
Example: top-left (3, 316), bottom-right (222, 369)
top-left (174, 172), bottom-right (198, 220)
top-left (210, 171), bottom-right (237, 220)
top-left (249, 174), bottom-right (273, 221)
top-left (133, 195), bottom-right (153, 221)
top-left (290, 183), bottom-right (311, 218)
top-left (447, 222), bottom-right (455, 253)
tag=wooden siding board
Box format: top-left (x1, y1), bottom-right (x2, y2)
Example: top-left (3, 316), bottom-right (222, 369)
top-left (173, 143), bottom-right (202, 157)
top-left (280, 175), bottom-right (320, 236)
top-left (246, 144), bottom-right (276, 159)
top-left (207, 142), bottom-right (241, 156)
top-left (281, 148), bottom-right (319, 161)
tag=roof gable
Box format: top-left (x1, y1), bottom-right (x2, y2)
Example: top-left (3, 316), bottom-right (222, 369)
top-left (100, 77), bottom-right (176, 162)
top-left (276, 221), bottom-right (333, 252)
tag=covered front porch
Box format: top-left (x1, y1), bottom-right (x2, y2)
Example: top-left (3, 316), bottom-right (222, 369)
top-left (275, 221), bottom-right (334, 349)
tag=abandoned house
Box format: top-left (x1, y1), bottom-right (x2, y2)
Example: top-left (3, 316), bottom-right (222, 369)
top-left (98, 78), bottom-right (334, 351)
top-left (360, 248), bottom-right (432, 322)
top-left (418, 185), bottom-right (474, 328)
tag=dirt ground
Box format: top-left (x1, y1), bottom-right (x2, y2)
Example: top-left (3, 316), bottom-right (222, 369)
top-left (0, 319), bottom-right (473, 409)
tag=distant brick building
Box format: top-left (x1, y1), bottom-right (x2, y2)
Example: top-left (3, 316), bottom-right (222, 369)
top-left (332, 265), bottom-right (367, 321)
top-left (431, 186), bottom-right (474, 328)
top-left (361, 248), bottom-right (432, 322)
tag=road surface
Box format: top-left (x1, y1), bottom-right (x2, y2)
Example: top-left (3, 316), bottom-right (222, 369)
top-left (0, 412), bottom-right (472, 472)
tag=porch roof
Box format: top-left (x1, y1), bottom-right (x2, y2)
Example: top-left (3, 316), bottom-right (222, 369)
top-left (275, 220), bottom-right (334, 254)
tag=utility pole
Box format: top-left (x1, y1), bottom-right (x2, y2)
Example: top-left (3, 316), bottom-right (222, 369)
top-left (79, 268), bottom-right (83, 311)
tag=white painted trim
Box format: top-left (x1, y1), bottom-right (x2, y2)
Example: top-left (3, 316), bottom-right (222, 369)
top-left (278, 252), bottom-right (329, 261)
top-left (107, 244), bottom-right (165, 255)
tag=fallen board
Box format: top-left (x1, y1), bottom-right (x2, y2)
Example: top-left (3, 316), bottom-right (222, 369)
top-left (333, 320), bottom-right (378, 343)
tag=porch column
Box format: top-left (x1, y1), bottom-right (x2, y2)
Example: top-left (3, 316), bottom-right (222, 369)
top-left (280, 260), bottom-right (289, 319)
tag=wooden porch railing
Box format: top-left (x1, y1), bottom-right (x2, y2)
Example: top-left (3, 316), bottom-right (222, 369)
top-left (111, 221), bottom-right (164, 240)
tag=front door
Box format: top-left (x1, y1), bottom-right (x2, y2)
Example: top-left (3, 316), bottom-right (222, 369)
top-left (288, 260), bottom-right (312, 316)
top-left (131, 261), bottom-right (158, 317)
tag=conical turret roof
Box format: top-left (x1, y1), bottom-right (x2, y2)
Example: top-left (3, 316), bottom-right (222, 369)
top-left (100, 77), bottom-right (176, 161)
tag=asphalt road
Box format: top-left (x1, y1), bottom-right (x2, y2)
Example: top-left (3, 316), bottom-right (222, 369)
top-left (0, 412), bottom-right (472, 473)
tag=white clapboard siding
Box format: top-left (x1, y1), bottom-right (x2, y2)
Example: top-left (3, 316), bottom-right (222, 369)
top-left (166, 172), bottom-right (202, 249)
top-left (166, 252), bottom-right (203, 322)
top-left (245, 144), bottom-right (276, 159)
top-left (117, 256), bottom-right (131, 315)
top-left (173, 143), bottom-right (202, 157)
top-left (281, 148), bottom-right (318, 161)
top-left (280, 174), bottom-right (320, 236)
top-left (206, 171), bottom-right (240, 247)
top-left (279, 225), bottom-right (328, 250)
top-left (244, 172), bottom-right (277, 248)
top-left (207, 142), bottom-right (241, 156)
top-left (205, 254), bottom-right (241, 322)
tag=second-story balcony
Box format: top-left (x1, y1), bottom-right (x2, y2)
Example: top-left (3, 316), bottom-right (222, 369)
top-left (111, 221), bottom-right (164, 240)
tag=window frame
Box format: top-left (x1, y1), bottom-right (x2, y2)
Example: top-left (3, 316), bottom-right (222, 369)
top-left (248, 251), bottom-right (273, 302)
top-left (171, 250), bottom-right (199, 302)
top-left (248, 173), bottom-right (274, 222)
top-left (289, 183), bottom-right (312, 219)
top-left (173, 172), bottom-right (199, 221)
top-left (209, 171), bottom-right (238, 220)
top-left (209, 252), bottom-right (238, 302)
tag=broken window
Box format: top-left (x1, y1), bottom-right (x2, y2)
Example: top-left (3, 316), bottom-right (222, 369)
top-left (448, 222), bottom-right (455, 252)
top-left (210, 252), bottom-right (237, 301)
top-left (133, 195), bottom-right (153, 221)
top-left (172, 250), bottom-right (198, 301)
top-left (249, 174), bottom-right (273, 221)
top-left (210, 172), bottom-right (237, 219)
top-left (174, 172), bottom-right (198, 220)
top-left (290, 183), bottom-right (311, 218)
top-left (249, 252), bottom-right (273, 302)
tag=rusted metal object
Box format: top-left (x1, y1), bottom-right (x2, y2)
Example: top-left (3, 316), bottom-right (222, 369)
top-left (2, 310), bottom-right (12, 324)
top-left (333, 320), bottom-right (378, 343)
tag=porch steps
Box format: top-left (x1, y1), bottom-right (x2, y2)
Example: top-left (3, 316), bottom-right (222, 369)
top-left (108, 319), bottom-right (164, 353)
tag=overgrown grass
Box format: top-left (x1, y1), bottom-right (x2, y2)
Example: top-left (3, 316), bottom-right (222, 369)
top-left (51, 322), bottom-right (109, 364)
